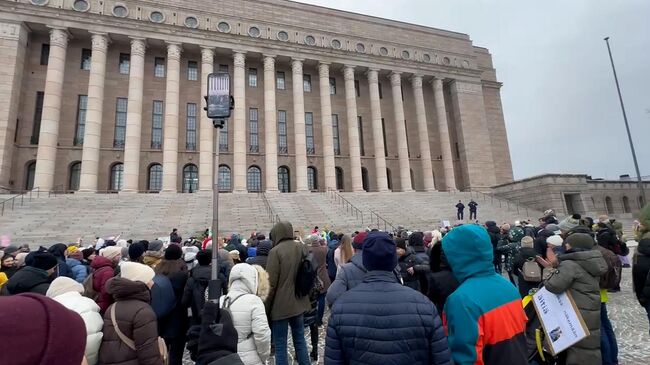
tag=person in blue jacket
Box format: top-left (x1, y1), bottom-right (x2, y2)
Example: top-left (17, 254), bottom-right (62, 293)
top-left (325, 231), bottom-right (452, 365)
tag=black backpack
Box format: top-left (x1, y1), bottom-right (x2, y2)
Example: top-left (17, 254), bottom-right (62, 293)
top-left (295, 251), bottom-right (317, 298)
top-left (326, 246), bottom-right (338, 281)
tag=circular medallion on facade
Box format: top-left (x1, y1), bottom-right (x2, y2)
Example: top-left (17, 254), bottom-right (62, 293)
top-left (462, 60), bottom-right (470, 68)
top-left (331, 39), bottom-right (342, 49)
top-left (112, 4), bottom-right (128, 17)
top-left (379, 47), bottom-right (389, 56)
top-left (217, 21), bottom-right (231, 33)
top-left (305, 35), bottom-right (316, 46)
top-left (184, 16), bottom-right (198, 28)
top-left (248, 26), bottom-right (261, 38)
top-left (72, 0), bottom-right (89, 12)
top-left (443, 56), bottom-right (451, 65)
top-left (277, 31), bottom-right (289, 41)
top-left (401, 50), bottom-right (410, 59)
top-left (356, 43), bottom-right (366, 53)
top-left (422, 53), bottom-right (431, 62)
top-left (149, 11), bottom-right (165, 23)
top-left (30, 0), bottom-right (49, 5)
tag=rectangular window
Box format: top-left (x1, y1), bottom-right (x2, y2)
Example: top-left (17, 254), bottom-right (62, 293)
top-left (332, 114), bottom-right (340, 155)
top-left (186, 103), bottom-right (197, 150)
top-left (74, 95), bottom-right (88, 146)
top-left (276, 71), bottom-right (285, 90)
top-left (354, 80), bottom-right (360, 98)
top-left (154, 57), bottom-right (165, 78)
top-left (378, 82), bottom-right (383, 99)
top-left (329, 77), bottom-right (336, 95)
top-left (381, 118), bottom-right (388, 157)
top-left (219, 120), bottom-right (228, 152)
top-left (151, 101), bottom-right (163, 149)
top-left (219, 64), bottom-right (229, 73)
top-left (114, 98), bottom-right (128, 148)
top-left (40, 44), bottom-right (50, 66)
top-left (119, 53), bottom-right (130, 75)
top-left (248, 68), bottom-right (258, 87)
top-left (357, 116), bottom-right (364, 156)
top-left (187, 61), bottom-right (198, 81)
top-left (249, 108), bottom-right (259, 153)
top-left (81, 48), bottom-right (92, 70)
top-left (31, 91), bottom-right (45, 144)
top-left (303, 74), bottom-right (312, 92)
top-left (278, 110), bottom-right (288, 154)
top-left (305, 112), bottom-right (315, 155)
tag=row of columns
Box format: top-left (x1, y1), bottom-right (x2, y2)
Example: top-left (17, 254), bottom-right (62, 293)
top-left (32, 27), bottom-right (458, 193)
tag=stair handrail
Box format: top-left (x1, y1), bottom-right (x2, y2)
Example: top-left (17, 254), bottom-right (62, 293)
top-left (325, 188), bottom-right (366, 227)
top-left (369, 209), bottom-right (396, 232)
top-left (0, 187), bottom-right (40, 216)
top-left (259, 192), bottom-right (281, 224)
top-left (469, 190), bottom-right (531, 218)
top-left (48, 184), bottom-right (66, 197)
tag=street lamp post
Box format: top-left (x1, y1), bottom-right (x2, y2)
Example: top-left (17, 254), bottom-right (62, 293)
top-left (604, 37), bottom-right (647, 206)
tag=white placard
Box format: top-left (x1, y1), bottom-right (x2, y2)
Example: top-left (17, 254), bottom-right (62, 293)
top-left (442, 220), bottom-right (450, 228)
top-left (532, 287), bottom-right (590, 355)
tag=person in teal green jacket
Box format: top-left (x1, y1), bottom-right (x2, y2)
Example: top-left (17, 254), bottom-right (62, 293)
top-left (442, 224), bottom-right (528, 365)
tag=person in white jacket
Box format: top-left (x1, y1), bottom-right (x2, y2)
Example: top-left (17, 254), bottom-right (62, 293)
top-left (219, 263), bottom-right (271, 365)
top-left (46, 276), bottom-right (103, 365)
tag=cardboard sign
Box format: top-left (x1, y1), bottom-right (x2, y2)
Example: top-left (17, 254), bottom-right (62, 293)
top-left (532, 287), bottom-right (590, 355)
top-left (442, 220), bottom-right (451, 228)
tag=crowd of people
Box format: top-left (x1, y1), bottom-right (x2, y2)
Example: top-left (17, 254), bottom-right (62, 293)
top-left (0, 203), bottom-right (649, 365)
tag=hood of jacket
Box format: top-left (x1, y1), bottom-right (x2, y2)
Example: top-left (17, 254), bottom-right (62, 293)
top-left (66, 257), bottom-right (82, 268)
top-left (228, 264), bottom-right (269, 300)
top-left (5, 266), bottom-right (51, 293)
top-left (106, 277), bottom-right (151, 303)
top-left (191, 264), bottom-right (212, 281)
top-left (256, 240), bottom-right (273, 256)
top-left (47, 243), bottom-right (68, 259)
top-left (560, 249), bottom-right (608, 277)
top-left (90, 255), bottom-right (113, 270)
top-left (442, 225), bottom-right (495, 283)
top-left (638, 203), bottom-right (650, 233)
top-left (270, 221), bottom-right (294, 247)
top-left (349, 252), bottom-right (366, 273)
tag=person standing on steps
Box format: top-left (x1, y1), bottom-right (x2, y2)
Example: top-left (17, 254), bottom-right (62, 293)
top-left (455, 200), bottom-right (465, 220)
top-left (468, 199), bottom-right (478, 220)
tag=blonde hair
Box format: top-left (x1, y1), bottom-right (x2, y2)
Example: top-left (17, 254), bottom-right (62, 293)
top-left (339, 234), bottom-right (354, 264)
top-left (252, 265), bottom-right (270, 301)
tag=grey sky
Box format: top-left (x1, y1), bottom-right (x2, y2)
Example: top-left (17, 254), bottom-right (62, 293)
top-left (295, 0), bottom-right (650, 180)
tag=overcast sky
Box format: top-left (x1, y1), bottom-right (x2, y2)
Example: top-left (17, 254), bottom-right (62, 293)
top-left (296, 0), bottom-right (650, 180)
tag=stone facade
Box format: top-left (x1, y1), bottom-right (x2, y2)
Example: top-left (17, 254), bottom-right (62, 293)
top-left (0, 0), bottom-right (513, 193)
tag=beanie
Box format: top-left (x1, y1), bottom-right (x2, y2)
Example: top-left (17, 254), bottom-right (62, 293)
top-left (66, 246), bottom-right (79, 255)
top-left (81, 247), bottom-right (95, 260)
top-left (100, 246), bottom-right (122, 261)
top-left (521, 236), bottom-right (534, 248)
top-left (29, 252), bottom-right (58, 271)
top-left (128, 242), bottom-right (145, 261)
top-left (120, 261), bottom-right (155, 284)
top-left (362, 232), bottom-right (397, 272)
top-left (559, 214), bottom-right (581, 232)
top-left (395, 238), bottom-right (407, 250)
top-left (165, 244), bottom-right (183, 260)
top-left (546, 235), bottom-right (564, 247)
top-left (197, 250), bottom-right (212, 266)
top-left (565, 233), bottom-right (595, 250)
top-left (2, 246), bottom-right (19, 257)
top-left (352, 231), bottom-right (368, 250)
top-left (68, 250), bottom-right (83, 261)
top-left (500, 223), bottom-right (511, 232)
top-left (148, 239), bottom-right (164, 252)
top-left (545, 224), bottom-right (561, 235)
top-left (46, 276), bottom-right (84, 298)
top-left (0, 293), bottom-right (86, 365)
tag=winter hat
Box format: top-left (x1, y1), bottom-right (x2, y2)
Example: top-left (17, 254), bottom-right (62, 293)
top-left (545, 224), bottom-right (561, 235)
top-left (14, 252), bottom-right (28, 267)
top-left (521, 236), bottom-right (534, 248)
top-left (183, 246), bottom-right (199, 262)
top-left (100, 246), bottom-right (122, 261)
top-left (565, 233), bottom-right (595, 250)
top-left (120, 261), bottom-right (155, 284)
top-left (395, 238), bottom-right (407, 251)
top-left (2, 246), bottom-right (19, 257)
top-left (197, 250), bottom-right (212, 266)
top-left (128, 242), bottom-right (145, 261)
top-left (559, 214), bottom-right (581, 232)
top-left (0, 293), bottom-right (86, 365)
top-left (164, 244), bottom-right (183, 260)
top-left (121, 247), bottom-right (129, 260)
top-left (46, 276), bottom-right (84, 298)
top-left (408, 231), bottom-right (424, 247)
top-left (352, 231), bottom-right (368, 250)
top-left (500, 223), bottom-right (511, 232)
top-left (148, 239), bottom-right (164, 252)
top-left (65, 246), bottom-right (79, 255)
top-left (116, 239), bottom-right (128, 248)
top-left (29, 252), bottom-right (58, 271)
top-left (81, 247), bottom-right (95, 260)
top-left (362, 232), bottom-right (397, 272)
top-left (256, 240), bottom-right (273, 256)
top-left (485, 221), bottom-right (498, 228)
top-left (546, 235), bottom-right (564, 247)
top-left (229, 250), bottom-right (240, 261)
top-left (68, 250), bottom-right (83, 261)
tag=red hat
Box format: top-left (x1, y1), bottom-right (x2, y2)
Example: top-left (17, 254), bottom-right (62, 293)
top-left (0, 293), bottom-right (86, 365)
top-left (352, 231), bottom-right (368, 250)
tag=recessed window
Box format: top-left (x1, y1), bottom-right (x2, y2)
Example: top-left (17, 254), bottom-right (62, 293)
top-left (187, 61), bottom-right (198, 81)
top-left (305, 113), bottom-right (315, 155)
top-left (186, 103), bottom-right (197, 151)
top-left (305, 35), bottom-right (316, 46)
top-left (119, 53), bottom-right (130, 74)
top-left (149, 11), bottom-right (165, 23)
top-left (329, 77), bottom-right (336, 95)
top-left (402, 50), bottom-right (410, 59)
top-left (331, 39), bottom-right (342, 49)
top-left (276, 71), bottom-right (285, 90)
top-left (277, 31), bottom-right (289, 41)
top-left (30, 0), bottom-right (48, 6)
top-left (40, 44), bottom-right (50, 65)
top-left (303, 74), bottom-right (312, 92)
top-left (72, 0), bottom-right (89, 12)
top-left (248, 68), bottom-right (258, 87)
top-left (154, 57), bottom-right (165, 78)
top-left (151, 101), bottom-right (163, 149)
top-left (113, 98), bottom-right (128, 149)
top-left (112, 5), bottom-right (128, 18)
top-left (248, 26), bottom-right (261, 38)
top-left (423, 53), bottom-right (431, 62)
top-left (249, 108), bottom-right (259, 153)
top-left (379, 47), bottom-right (388, 56)
top-left (356, 43), bottom-right (365, 53)
top-left (278, 111), bottom-right (287, 153)
top-left (80, 48), bottom-right (91, 70)
top-left (184, 16), bottom-right (198, 28)
top-left (74, 95), bottom-right (87, 146)
top-left (217, 21), bottom-right (231, 33)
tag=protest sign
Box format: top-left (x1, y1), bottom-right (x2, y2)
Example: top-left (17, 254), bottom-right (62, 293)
top-left (532, 287), bottom-right (589, 355)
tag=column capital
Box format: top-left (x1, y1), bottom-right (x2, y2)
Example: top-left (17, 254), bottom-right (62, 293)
top-left (366, 68), bottom-right (379, 83)
top-left (410, 74), bottom-right (423, 88)
top-left (343, 65), bottom-right (355, 81)
top-left (233, 51), bottom-right (246, 67)
top-left (318, 62), bottom-right (330, 78)
top-left (166, 42), bottom-right (182, 60)
top-left (200, 47), bottom-right (214, 63)
top-left (263, 55), bottom-right (275, 71)
top-left (129, 37), bottom-right (146, 57)
top-left (90, 32), bottom-right (109, 52)
top-left (291, 58), bottom-right (303, 73)
top-left (48, 27), bottom-right (69, 48)
top-left (389, 71), bottom-right (402, 86)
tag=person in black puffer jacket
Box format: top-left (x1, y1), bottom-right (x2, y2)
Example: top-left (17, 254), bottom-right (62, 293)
top-left (632, 204), bottom-right (650, 334)
top-left (426, 244), bottom-right (459, 314)
top-left (513, 236), bottom-right (541, 298)
top-left (396, 238), bottom-right (427, 292)
top-left (246, 240), bottom-right (272, 269)
top-left (485, 221), bottom-right (501, 272)
top-left (183, 250), bottom-right (228, 327)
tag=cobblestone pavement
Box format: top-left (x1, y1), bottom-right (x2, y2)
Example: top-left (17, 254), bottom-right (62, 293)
top-left (185, 268), bottom-right (650, 365)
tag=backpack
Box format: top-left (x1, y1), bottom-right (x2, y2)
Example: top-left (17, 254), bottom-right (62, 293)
top-left (82, 272), bottom-right (99, 301)
top-left (599, 247), bottom-right (622, 290)
top-left (326, 247), bottom-right (337, 281)
top-left (522, 258), bottom-right (542, 282)
top-left (508, 226), bottom-right (525, 243)
top-left (295, 252), bottom-right (317, 298)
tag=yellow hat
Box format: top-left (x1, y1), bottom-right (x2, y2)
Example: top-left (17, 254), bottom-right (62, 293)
top-left (66, 246), bottom-right (79, 254)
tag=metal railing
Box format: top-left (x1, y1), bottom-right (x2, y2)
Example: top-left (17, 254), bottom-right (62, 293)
top-left (468, 190), bottom-right (531, 218)
top-left (1, 187), bottom-right (40, 216)
top-left (368, 210), bottom-right (396, 232)
top-left (48, 184), bottom-right (68, 197)
top-left (259, 192), bottom-right (281, 224)
top-left (326, 188), bottom-right (364, 227)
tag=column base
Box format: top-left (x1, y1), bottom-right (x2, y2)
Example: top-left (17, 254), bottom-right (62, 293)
top-left (76, 189), bottom-right (97, 194)
top-left (423, 188), bottom-right (437, 192)
top-left (160, 190), bottom-right (178, 194)
top-left (232, 189), bottom-right (249, 194)
top-left (400, 189), bottom-right (415, 193)
top-left (351, 188), bottom-right (366, 193)
top-left (265, 189), bottom-right (279, 194)
top-left (376, 188), bottom-right (391, 193)
top-left (119, 189), bottom-right (139, 194)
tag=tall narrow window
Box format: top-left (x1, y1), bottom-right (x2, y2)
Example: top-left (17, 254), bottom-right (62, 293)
top-left (219, 120), bottom-right (228, 152)
top-left (187, 61), bottom-right (198, 81)
top-left (305, 112), bottom-right (315, 155)
top-left (31, 91), bottom-right (45, 145)
top-left (378, 82), bottom-right (383, 99)
top-left (303, 74), bottom-right (312, 92)
top-left (151, 101), bottom-right (163, 149)
top-left (278, 110), bottom-right (288, 154)
top-left (357, 116), bottom-right (364, 156)
top-left (329, 77), bottom-right (336, 95)
top-left (276, 71), bottom-right (285, 90)
top-left (381, 118), bottom-right (388, 157)
top-left (74, 95), bottom-right (88, 146)
top-left (218, 165), bottom-right (231, 192)
top-left (183, 164), bottom-right (199, 193)
top-left (186, 103), bottom-right (197, 150)
top-left (40, 44), bottom-right (50, 66)
top-left (25, 161), bottom-right (36, 190)
top-left (80, 48), bottom-right (92, 70)
top-left (307, 166), bottom-right (318, 190)
top-left (154, 57), bottom-right (165, 77)
top-left (114, 98), bottom-right (128, 148)
top-left (148, 164), bottom-right (163, 191)
top-left (249, 108), bottom-right (259, 153)
top-left (278, 166), bottom-right (290, 193)
top-left (119, 53), bottom-right (130, 74)
top-left (247, 166), bottom-right (262, 192)
top-left (248, 68), bottom-right (258, 87)
top-left (110, 163), bottom-right (124, 191)
top-left (354, 80), bottom-right (360, 97)
top-left (332, 114), bottom-right (340, 155)
top-left (69, 162), bottom-right (81, 191)
top-left (335, 167), bottom-right (344, 191)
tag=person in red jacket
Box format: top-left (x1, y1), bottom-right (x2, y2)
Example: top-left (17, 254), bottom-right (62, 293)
top-left (91, 246), bottom-right (122, 313)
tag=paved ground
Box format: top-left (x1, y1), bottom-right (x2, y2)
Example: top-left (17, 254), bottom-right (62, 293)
top-left (184, 268), bottom-right (650, 365)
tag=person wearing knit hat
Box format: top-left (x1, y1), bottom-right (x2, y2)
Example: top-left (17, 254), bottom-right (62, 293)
top-left (559, 214), bottom-right (582, 233)
top-left (120, 261), bottom-right (156, 284)
top-left (513, 236), bottom-right (542, 297)
top-left (143, 239), bottom-right (164, 269)
top-left (100, 246), bottom-right (122, 263)
top-left (66, 248), bottom-right (89, 284)
top-left (352, 231), bottom-right (367, 250)
top-left (545, 223), bottom-right (562, 235)
top-left (127, 241), bottom-right (145, 262)
top-left (0, 293), bottom-right (88, 365)
top-left (521, 236), bottom-right (534, 249)
top-left (325, 231), bottom-right (452, 365)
